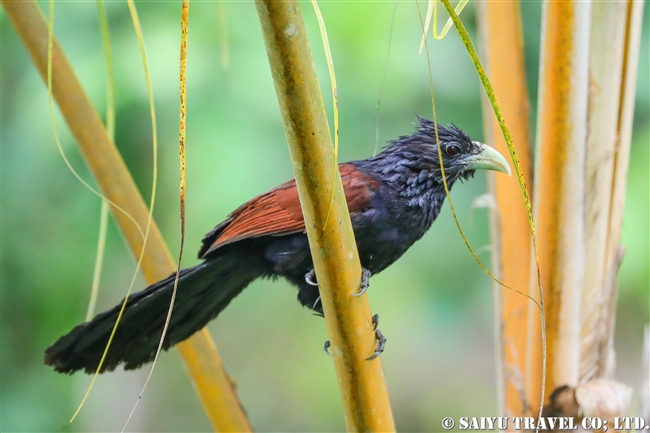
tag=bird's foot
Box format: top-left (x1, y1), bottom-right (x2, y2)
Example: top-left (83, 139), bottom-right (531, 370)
top-left (305, 269), bottom-right (318, 286)
top-left (352, 267), bottom-right (372, 297)
top-left (307, 267), bottom-right (371, 296)
top-left (323, 314), bottom-right (386, 360)
top-left (366, 314), bottom-right (386, 361)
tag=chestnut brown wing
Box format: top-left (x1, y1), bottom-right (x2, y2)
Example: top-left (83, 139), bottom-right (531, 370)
top-left (198, 164), bottom-right (380, 258)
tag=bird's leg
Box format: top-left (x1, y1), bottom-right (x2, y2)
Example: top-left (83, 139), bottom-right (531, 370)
top-left (352, 267), bottom-right (372, 297)
top-left (323, 340), bottom-right (331, 355)
top-left (366, 313), bottom-right (386, 361)
top-left (305, 269), bottom-right (318, 286)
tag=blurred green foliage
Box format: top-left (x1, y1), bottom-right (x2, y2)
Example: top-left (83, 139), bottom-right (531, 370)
top-left (1, 2), bottom-right (648, 431)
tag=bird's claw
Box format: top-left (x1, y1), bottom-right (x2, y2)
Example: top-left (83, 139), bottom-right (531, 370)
top-left (318, 268), bottom-right (378, 359)
top-left (311, 296), bottom-right (322, 312)
top-left (305, 269), bottom-right (318, 286)
top-left (352, 268), bottom-right (372, 297)
top-left (323, 315), bottom-right (385, 360)
top-left (308, 267), bottom-right (370, 295)
top-left (366, 329), bottom-right (386, 361)
top-left (366, 314), bottom-right (385, 361)
top-left (371, 313), bottom-right (380, 330)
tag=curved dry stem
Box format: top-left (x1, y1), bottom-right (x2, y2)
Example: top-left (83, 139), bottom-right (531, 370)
top-left (3, 1), bottom-right (251, 431)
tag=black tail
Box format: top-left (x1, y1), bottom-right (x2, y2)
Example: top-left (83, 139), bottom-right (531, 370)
top-left (45, 251), bottom-right (263, 374)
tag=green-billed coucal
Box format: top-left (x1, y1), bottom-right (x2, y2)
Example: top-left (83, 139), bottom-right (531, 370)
top-left (45, 118), bottom-right (511, 374)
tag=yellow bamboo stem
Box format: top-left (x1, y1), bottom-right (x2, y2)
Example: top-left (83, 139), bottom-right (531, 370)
top-left (3, 2), bottom-right (251, 431)
top-left (534, 0), bottom-right (591, 398)
top-left (476, 0), bottom-right (534, 417)
top-left (255, 1), bottom-right (394, 431)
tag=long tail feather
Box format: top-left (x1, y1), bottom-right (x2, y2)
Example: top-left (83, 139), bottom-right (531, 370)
top-left (45, 251), bottom-right (262, 374)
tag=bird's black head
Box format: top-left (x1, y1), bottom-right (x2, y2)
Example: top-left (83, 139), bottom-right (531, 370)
top-left (381, 117), bottom-right (511, 185)
top-left (354, 117), bottom-right (512, 237)
top-left (359, 117), bottom-right (510, 219)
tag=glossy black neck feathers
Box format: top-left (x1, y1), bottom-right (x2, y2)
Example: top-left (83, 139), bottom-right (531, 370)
top-left (357, 118), bottom-right (477, 224)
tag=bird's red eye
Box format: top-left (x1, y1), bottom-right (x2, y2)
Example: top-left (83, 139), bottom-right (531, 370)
top-left (445, 144), bottom-right (461, 157)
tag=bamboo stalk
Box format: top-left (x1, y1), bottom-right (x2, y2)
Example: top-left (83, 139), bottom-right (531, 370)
top-left (606, 1), bottom-right (645, 277)
top-left (579, 0), bottom-right (628, 382)
top-left (255, 1), bottom-right (394, 431)
top-left (599, 0), bottom-right (645, 379)
top-left (533, 0), bottom-right (592, 397)
top-left (475, 0), bottom-right (534, 417)
top-left (3, 2), bottom-right (251, 430)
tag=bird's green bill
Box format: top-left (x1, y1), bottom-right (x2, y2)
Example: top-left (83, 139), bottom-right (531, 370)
top-left (466, 142), bottom-right (512, 176)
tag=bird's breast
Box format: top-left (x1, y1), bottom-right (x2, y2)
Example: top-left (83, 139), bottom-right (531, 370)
top-left (353, 205), bottom-right (430, 275)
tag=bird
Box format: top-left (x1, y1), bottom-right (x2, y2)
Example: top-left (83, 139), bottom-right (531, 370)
top-left (44, 117), bottom-right (511, 374)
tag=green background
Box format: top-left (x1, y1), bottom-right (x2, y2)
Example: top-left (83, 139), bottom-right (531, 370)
top-left (2, 2), bottom-right (648, 431)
